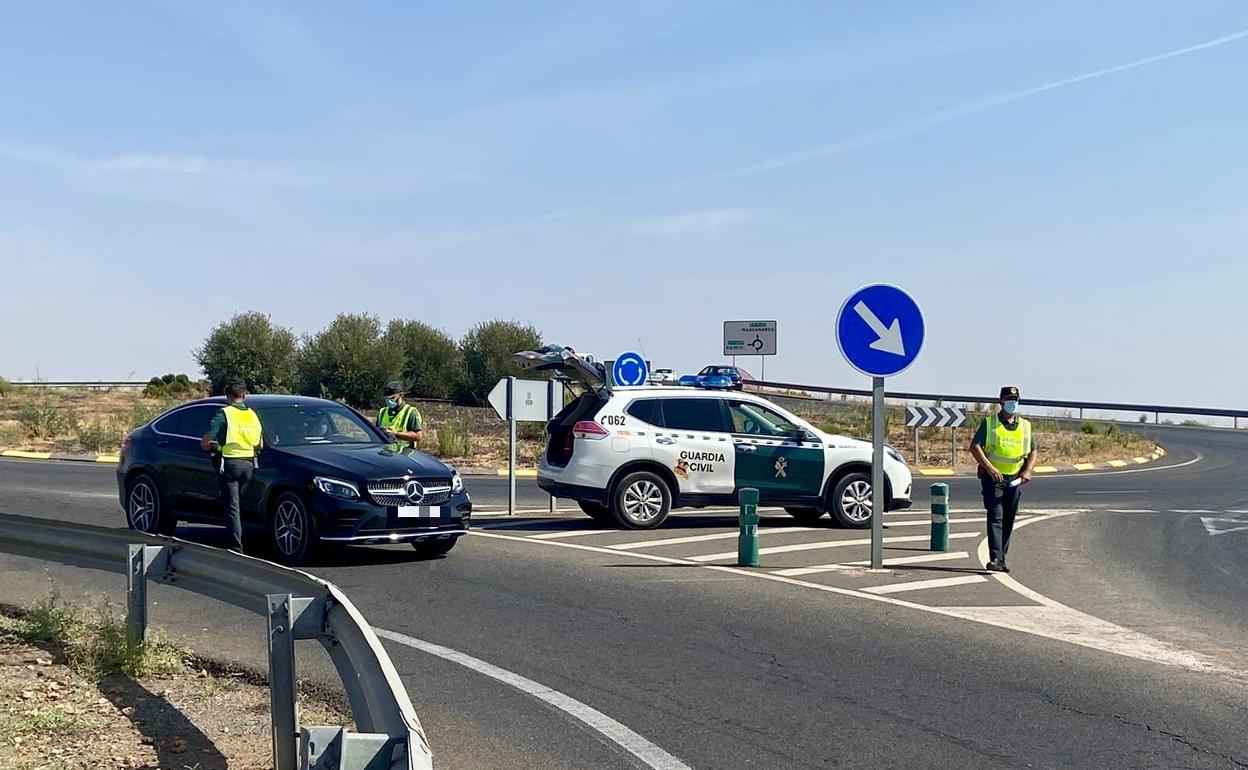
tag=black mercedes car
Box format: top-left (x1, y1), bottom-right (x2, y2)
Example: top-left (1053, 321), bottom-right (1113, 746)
top-left (116, 395), bottom-right (471, 564)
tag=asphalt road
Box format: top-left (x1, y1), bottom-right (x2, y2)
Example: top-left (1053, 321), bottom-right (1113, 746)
top-left (1, 423), bottom-right (1245, 769)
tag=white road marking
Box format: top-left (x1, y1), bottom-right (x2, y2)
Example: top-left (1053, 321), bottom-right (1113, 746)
top-left (875, 516), bottom-right (987, 529)
top-left (774, 551), bottom-right (971, 577)
top-left (864, 575), bottom-right (989, 595)
top-left (529, 529), bottom-right (617, 540)
top-left (1200, 517), bottom-right (1248, 537)
top-left (473, 507), bottom-right (1234, 675)
top-left (1225, 509), bottom-right (1248, 514)
top-left (374, 628), bottom-right (693, 770)
top-left (687, 532), bottom-right (980, 563)
top-left (1076, 490), bottom-right (1149, 495)
top-left (1105, 509), bottom-right (1158, 514)
top-left (1169, 509), bottom-right (1218, 514)
top-left (608, 527), bottom-right (823, 550)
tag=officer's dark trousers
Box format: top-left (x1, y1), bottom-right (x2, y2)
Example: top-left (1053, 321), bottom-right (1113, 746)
top-left (980, 472), bottom-right (1022, 565)
top-left (218, 458), bottom-right (254, 552)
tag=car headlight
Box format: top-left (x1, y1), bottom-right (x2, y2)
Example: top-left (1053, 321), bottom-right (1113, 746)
top-left (451, 473), bottom-right (464, 494)
top-left (313, 476), bottom-right (359, 500)
top-left (885, 445), bottom-right (906, 465)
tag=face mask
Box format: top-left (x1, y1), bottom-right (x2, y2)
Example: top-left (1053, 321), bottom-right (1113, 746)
top-left (1003, 400), bottom-right (1019, 415)
top-left (385, 398), bottom-right (398, 409)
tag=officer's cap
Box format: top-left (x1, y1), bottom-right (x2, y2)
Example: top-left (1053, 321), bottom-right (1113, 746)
top-left (383, 381), bottom-right (405, 396)
top-left (999, 385), bottom-right (1020, 400)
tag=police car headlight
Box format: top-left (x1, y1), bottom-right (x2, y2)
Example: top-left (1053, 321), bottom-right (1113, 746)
top-left (885, 446), bottom-right (906, 465)
top-left (451, 473), bottom-right (464, 495)
top-left (313, 476), bottom-right (359, 500)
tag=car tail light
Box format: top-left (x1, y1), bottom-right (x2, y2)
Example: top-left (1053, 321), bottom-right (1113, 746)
top-left (572, 421), bottom-right (609, 440)
top-left (120, 436), bottom-right (132, 456)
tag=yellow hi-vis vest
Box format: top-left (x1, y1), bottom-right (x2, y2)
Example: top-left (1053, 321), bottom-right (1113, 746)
top-left (984, 414), bottom-right (1031, 476)
top-left (379, 403), bottom-right (418, 450)
top-left (222, 404), bottom-right (263, 459)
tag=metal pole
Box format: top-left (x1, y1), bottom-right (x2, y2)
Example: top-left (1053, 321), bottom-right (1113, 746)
top-left (267, 594), bottom-right (299, 770)
top-left (761, 356), bottom-right (765, 382)
top-left (547, 380), bottom-right (556, 513)
top-left (871, 377), bottom-right (885, 570)
top-left (913, 426), bottom-right (920, 467)
top-left (507, 377), bottom-right (516, 517)
top-left (738, 488), bottom-right (760, 567)
top-left (951, 427), bottom-right (958, 467)
top-left (126, 545), bottom-right (148, 646)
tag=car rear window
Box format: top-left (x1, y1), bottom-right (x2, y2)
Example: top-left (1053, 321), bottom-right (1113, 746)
top-left (625, 398), bottom-right (662, 425)
top-left (658, 398), bottom-right (726, 432)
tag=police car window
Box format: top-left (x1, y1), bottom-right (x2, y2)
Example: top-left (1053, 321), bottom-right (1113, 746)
top-left (659, 399), bottom-right (726, 432)
top-left (727, 400), bottom-right (798, 437)
top-left (625, 399), bottom-right (662, 425)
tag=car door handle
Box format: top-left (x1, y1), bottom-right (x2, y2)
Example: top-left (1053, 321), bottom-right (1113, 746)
top-left (656, 437), bottom-right (676, 445)
top-left (156, 440), bottom-right (170, 448)
top-left (736, 444), bottom-right (756, 453)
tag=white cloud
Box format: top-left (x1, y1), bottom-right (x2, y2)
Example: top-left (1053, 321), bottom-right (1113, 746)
top-left (635, 208), bottom-right (767, 237)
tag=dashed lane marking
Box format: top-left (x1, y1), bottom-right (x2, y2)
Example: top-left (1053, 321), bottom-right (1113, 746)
top-left (686, 532), bottom-right (980, 563)
top-left (374, 628), bottom-right (693, 770)
top-left (774, 551), bottom-right (971, 577)
top-left (863, 575), bottom-right (989, 595)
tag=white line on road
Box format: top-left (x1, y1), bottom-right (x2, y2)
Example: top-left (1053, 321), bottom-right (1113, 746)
top-left (1200, 517), bottom-right (1248, 537)
top-left (773, 551), bottom-right (971, 577)
top-left (374, 628), bottom-right (693, 770)
top-left (687, 532), bottom-right (980, 563)
top-left (1168, 509), bottom-right (1218, 514)
top-left (1105, 509), bottom-right (1158, 514)
top-left (608, 527), bottom-right (824, 550)
top-left (863, 575), bottom-right (989, 595)
top-left (529, 529), bottom-right (617, 540)
top-left (1076, 490), bottom-right (1149, 494)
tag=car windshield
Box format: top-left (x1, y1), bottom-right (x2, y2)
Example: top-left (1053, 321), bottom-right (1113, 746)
top-left (700, 367), bottom-right (736, 376)
top-left (255, 403), bottom-right (380, 447)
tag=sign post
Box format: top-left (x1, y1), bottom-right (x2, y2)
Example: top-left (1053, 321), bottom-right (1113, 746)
top-left (489, 377), bottom-right (566, 516)
top-left (835, 284), bottom-right (925, 569)
top-left (723, 320), bottom-right (777, 380)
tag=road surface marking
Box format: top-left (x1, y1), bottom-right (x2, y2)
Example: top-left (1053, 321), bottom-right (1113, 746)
top-left (473, 517), bottom-right (1230, 674)
top-left (1225, 509), bottom-right (1248, 514)
top-left (774, 550), bottom-right (970, 576)
top-left (686, 532), bottom-right (980, 562)
top-left (873, 516), bottom-right (985, 529)
top-left (530, 529), bottom-right (617, 540)
top-left (374, 628), bottom-right (692, 770)
top-left (1200, 517), bottom-right (1248, 537)
top-left (1169, 509), bottom-right (1218, 514)
top-left (1076, 490), bottom-right (1149, 494)
top-left (864, 575), bottom-right (989, 595)
top-left (608, 527), bottom-right (824, 550)
top-left (1105, 509), bottom-right (1157, 514)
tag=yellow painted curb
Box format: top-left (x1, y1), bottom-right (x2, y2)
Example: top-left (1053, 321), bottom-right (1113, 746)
top-left (96, 455), bottom-right (121, 464)
top-left (1, 449), bottom-right (53, 460)
top-left (1106, 460), bottom-right (1129, 468)
top-left (1074, 462), bottom-right (1097, 471)
top-left (917, 469), bottom-right (955, 476)
top-left (496, 469), bottom-right (538, 478)
top-left (1033, 466), bottom-right (1058, 473)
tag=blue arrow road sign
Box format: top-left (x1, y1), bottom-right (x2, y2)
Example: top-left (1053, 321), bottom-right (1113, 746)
top-left (612, 352), bottom-right (649, 387)
top-left (835, 284), bottom-right (925, 378)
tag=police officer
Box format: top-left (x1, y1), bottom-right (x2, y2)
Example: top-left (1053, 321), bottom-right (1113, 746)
top-left (200, 380), bottom-right (263, 553)
top-left (969, 386), bottom-right (1038, 573)
top-left (377, 381), bottom-right (423, 452)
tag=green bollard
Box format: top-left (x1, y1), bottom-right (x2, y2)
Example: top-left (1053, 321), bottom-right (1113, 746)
top-left (738, 487), bottom-right (760, 567)
top-left (930, 482), bottom-right (949, 552)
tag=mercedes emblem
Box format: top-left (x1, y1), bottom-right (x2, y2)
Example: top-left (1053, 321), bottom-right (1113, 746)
top-left (403, 480), bottom-right (426, 505)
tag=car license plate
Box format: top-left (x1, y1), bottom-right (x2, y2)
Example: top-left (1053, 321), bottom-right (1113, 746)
top-left (396, 505), bottom-right (447, 518)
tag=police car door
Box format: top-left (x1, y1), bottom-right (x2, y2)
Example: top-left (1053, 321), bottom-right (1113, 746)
top-left (726, 399), bottom-right (824, 504)
top-left (655, 396), bottom-right (734, 498)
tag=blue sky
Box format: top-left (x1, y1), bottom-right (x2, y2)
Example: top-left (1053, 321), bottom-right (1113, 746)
top-left (2, 1), bottom-right (1247, 407)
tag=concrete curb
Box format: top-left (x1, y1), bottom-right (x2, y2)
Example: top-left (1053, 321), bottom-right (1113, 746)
top-left (0, 449), bottom-right (120, 463)
top-left (913, 445), bottom-right (1167, 478)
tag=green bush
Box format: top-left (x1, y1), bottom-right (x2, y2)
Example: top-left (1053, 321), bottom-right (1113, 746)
top-left (1080, 420), bottom-right (1100, 435)
top-left (143, 373), bottom-right (207, 399)
top-left (1138, 414), bottom-right (1149, 423)
top-left (457, 320), bottom-right (543, 406)
top-left (385, 320), bottom-right (463, 401)
top-left (297, 313), bottom-right (403, 409)
top-left (16, 390), bottom-right (78, 438)
top-left (434, 418), bottom-right (472, 458)
top-left (0, 376), bottom-right (13, 397)
top-left (76, 418), bottom-right (126, 453)
top-left (195, 312), bottom-right (299, 395)
top-left (518, 421), bottom-right (546, 442)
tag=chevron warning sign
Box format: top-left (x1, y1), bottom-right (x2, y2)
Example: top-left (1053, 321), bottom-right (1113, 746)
top-left (906, 406), bottom-right (967, 428)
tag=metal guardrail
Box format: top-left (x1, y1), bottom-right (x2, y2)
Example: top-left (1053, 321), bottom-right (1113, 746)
top-left (750, 379), bottom-right (1248, 424)
top-left (0, 513), bottom-right (434, 770)
top-left (6, 381), bottom-right (148, 389)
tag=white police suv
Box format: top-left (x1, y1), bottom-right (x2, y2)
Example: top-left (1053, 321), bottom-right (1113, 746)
top-left (515, 347), bottom-right (913, 530)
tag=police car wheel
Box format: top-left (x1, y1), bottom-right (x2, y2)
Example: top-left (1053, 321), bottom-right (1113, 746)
top-left (830, 472), bottom-right (873, 529)
top-left (577, 500), bottom-right (614, 524)
top-left (611, 471), bottom-right (671, 529)
top-left (785, 507), bottom-right (826, 524)
top-left (269, 492), bottom-right (317, 565)
top-left (126, 474), bottom-right (176, 535)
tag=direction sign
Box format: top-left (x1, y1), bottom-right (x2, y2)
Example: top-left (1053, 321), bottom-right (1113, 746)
top-left (612, 352), bottom-right (649, 387)
top-left (835, 285), bottom-right (924, 378)
top-left (488, 378), bottom-right (564, 422)
top-left (906, 406), bottom-right (967, 428)
top-left (724, 320), bottom-right (777, 356)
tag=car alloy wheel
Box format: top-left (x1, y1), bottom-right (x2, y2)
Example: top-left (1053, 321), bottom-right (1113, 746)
top-left (622, 479), bottom-right (664, 523)
top-left (273, 498), bottom-right (307, 558)
top-left (840, 479), bottom-right (873, 523)
top-left (127, 479), bottom-right (158, 533)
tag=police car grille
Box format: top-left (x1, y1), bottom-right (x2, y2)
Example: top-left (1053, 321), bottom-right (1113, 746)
top-left (367, 478), bottom-right (453, 507)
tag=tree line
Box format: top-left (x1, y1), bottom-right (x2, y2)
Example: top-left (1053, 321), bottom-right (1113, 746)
top-left (194, 312), bottom-right (543, 408)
